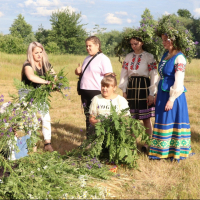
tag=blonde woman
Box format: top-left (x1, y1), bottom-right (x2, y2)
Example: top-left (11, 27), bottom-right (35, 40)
top-left (21, 42), bottom-right (55, 152)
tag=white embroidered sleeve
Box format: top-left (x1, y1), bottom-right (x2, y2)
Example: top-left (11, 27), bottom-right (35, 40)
top-left (169, 55), bottom-right (186, 102)
top-left (152, 75), bottom-right (161, 95)
top-left (147, 54), bottom-right (158, 96)
top-left (149, 70), bottom-right (159, 96)
top-left (118, 56), bottom-right (129, 93)
top-left (155, 76), bottom-right (161, 87)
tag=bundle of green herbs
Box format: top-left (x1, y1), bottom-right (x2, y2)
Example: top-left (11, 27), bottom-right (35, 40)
top-left (0, 152), bottom-right (113, 199)
top-left (68, 104), bottom-right (150, 168)
top-left (12, 67), bottom-right (70, 114)
top-left (0, 95), bottom-right (41, 158)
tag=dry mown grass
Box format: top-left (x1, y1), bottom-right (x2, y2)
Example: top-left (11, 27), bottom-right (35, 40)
top-left (0, 52), bottom-right (200, 199)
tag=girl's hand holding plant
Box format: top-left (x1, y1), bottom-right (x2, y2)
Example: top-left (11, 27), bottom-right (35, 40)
top-left (89, 115), bottom-right (100, 125)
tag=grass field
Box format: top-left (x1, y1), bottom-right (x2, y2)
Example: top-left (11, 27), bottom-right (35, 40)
top-left (0, 52), bottom-right (200, 199)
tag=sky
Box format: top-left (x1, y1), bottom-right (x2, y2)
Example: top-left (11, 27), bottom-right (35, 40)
top-left (0, 0), bottom-right (200, 35)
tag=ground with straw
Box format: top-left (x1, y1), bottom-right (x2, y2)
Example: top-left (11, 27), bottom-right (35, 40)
top-left (0, 52), bottom-right (200, 199)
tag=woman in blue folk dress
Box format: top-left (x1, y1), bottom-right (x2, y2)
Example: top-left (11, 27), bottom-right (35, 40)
top-left (149, 16), bottom-right (197, 161)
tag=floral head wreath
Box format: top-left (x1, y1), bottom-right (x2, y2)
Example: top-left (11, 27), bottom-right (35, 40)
top-left (114, 25), bottom-right (163, 63)
top-left (155, 15), bottom-right (198, 63)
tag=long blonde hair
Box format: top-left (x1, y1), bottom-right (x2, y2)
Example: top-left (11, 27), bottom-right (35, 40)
top-left (21, 42), bottom-right (49, 80)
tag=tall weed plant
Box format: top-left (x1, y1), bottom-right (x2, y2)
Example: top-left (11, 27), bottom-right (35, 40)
top-left (69, 104), bottom-right (149, 168)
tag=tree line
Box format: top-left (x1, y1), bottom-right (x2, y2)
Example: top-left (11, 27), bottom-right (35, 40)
top-left (0, 8), bottom-right (199, 58)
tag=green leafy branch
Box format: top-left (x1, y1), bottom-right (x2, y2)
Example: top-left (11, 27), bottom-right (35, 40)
top-left (0, 152), bottom-right (113, 199)
top-left (11, 67), bottom-right (70, 114)
top-left (68, 104), bottom-right (150, 168)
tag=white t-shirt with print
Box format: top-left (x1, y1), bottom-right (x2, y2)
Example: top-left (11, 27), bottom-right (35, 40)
top-left (89, 94), bottom-right (130, 117)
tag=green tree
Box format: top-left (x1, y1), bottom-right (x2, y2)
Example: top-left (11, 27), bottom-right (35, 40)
top-left (9, 14), bottom-right (32, 38)
top-left (35, 24), bottom-right (51, 46)
top-left (189, 17), bottom-right (200, 58)
top-left (0, 34), bottom-right (26, 54)
top-left (177, 9), bottom-right (192, 18)
top-left (92, 25), bottom-right (123, 56)
top-left (103, 30), bottom-right (123, 56)
top-left (23, 32), bottom-right (37, 45)
top-left (45, 42), bottom-right (60, 54)
top-left (92, 24), bottom-right (107, 54)
top-left (49, 9), bottom-right (87, 54)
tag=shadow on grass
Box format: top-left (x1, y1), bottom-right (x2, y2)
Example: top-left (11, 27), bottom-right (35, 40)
top-left (190, 130), bottom-right (200, 154)
top-left (37, 122), bottom-right (86, 155)
top-left (191, 130), bottom-right (200, 143)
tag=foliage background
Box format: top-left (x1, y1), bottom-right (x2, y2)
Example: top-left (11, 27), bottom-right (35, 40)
top-left (0, 8), bottom-right (199, 59)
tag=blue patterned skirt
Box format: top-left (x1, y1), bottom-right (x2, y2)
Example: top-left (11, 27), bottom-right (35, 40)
top-left (149, 82), bottom-right (192, 161)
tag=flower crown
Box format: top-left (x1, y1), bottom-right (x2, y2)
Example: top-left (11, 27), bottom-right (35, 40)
top-left (155, 15), bottom-right (198, 63)
top-left (114, 25), bottom-right (163, 63)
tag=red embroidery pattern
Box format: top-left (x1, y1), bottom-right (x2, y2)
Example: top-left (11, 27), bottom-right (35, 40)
top-left (130, 54), bottom-right (142, 70)
top-left (174, 63), bottom-right (186, 72)
top-left (135, 55), bottom-right (142, 70)
top-left (130, 54), bottom-right (136, 70)
top-left (130, 65), bottom-right (134, 70)
top-left (122, 61), bottom-right (128, 70)
top-left (148, 62), bottom-right (157, 71)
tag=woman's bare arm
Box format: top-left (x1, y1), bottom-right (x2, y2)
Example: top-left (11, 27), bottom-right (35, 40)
top-left (24, 66), bottom-right (48, 84)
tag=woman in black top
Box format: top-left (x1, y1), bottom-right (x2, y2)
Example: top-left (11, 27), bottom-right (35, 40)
top-left (21, 42), bottom-right (56, 152)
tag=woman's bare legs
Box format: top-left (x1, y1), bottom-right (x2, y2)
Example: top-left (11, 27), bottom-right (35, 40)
top-left (142, 118), bottom-right (153, 152)
top-left (143, 118), bottom-right (153, 137)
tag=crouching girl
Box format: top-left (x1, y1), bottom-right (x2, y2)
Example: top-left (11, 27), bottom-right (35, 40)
top-left (89, 73), bottom-right (130, 126)
top-left (82, 73), bottom-right (148, 167)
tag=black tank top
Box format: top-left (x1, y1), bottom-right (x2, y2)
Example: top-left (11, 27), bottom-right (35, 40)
top-left (22, 62), bottom-right (50, 88)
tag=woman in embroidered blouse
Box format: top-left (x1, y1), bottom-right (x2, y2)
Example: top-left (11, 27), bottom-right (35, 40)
top-left (148, 33), bottom-right (192, 161)
top-left (119, 37), bottom-right (158, 141)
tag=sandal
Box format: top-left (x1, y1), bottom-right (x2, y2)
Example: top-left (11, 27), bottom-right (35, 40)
top-left (44, 143), bottom-right (54, 152)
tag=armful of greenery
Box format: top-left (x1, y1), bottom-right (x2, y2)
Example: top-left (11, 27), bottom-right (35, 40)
top-left (68, 104), bottom-right (150, 169)
top-left (11, 66), bottom-right (70, 114)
